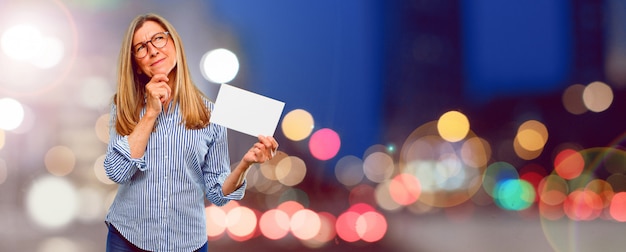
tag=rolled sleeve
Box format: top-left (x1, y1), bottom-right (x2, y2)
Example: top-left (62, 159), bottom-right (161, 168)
top-left (218, 172), bottom-right (246, 200)
top-left (103, 104), bottom-right (148, 184)
top-left (112, 135), bottom-right (147, 171)
top-left (203, 123), bottom-right (247, 206)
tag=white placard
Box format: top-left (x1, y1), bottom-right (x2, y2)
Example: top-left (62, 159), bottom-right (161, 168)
top-left (210, 84), bottom-right (285, 137)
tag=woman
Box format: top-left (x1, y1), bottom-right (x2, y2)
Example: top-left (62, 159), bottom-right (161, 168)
top-left (103, 13), bottom-right (278, 252)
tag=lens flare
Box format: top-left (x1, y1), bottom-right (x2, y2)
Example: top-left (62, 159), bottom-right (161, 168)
top-left (1, 24), bottom-right (43, 61)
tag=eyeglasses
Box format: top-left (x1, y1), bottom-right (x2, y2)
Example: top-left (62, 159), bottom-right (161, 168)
top-left (133, 31), bottom-right (170, 59)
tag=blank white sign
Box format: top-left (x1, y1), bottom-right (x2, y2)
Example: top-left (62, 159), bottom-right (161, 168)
top-left (210, 84), bottom-right (285, 137)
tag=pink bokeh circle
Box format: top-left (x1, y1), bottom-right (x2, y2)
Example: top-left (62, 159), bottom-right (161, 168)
top-left (309, 128), bottom-right (341, 161)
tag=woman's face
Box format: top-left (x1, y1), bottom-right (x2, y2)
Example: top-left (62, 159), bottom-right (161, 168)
top-left (132, 20), bottom-right (177, 78)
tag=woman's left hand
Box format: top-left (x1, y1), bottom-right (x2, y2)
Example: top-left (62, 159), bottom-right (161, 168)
top-left (243, 135), bottom-right (279, 165)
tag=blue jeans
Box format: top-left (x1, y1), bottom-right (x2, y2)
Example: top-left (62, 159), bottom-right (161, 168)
top-left (106, 222), bottom-right (208, 252)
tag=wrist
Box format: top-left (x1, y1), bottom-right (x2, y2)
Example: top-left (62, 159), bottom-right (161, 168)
top-left (241, 159), bottom-right (253, 167)
top-left (143, 110), bottom-right (159, 120)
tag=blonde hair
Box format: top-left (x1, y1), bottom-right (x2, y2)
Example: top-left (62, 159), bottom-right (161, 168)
top-left (114, 13), bottom-right (210, 136)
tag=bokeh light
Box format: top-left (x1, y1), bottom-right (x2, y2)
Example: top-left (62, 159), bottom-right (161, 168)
top-left (335, 155), bottom-right (364, 187)
top-left (519, 163), bottom-right (548, 202)
top-left (80, 77), bottom-right (114, 110)
top-left (26, 176), bottom-right (78, 229)
top-left (493, 179), bottom-right (536, 211)
top-left (44, 145), bottom-right (76, 176)
top-left (10, 103), bottom-right (35, 134)
top-left (225, 206), bottom-right (257, 240)
top-left (563, 189), bottom-right (603, 221)
top-left (513, 137), bottom-right (543, 160)
top-left (309, 128), bottom-right (341, 161)
top-left (336, 203), bottom-right (387, 243)
top-left (281, 109), bottom-right (314, 141)
top-left (0, 129), bottom-right (5, 150)
top-left (259, 209), bottom-right (291, 240)
top-left (31, 36), bottom-right (64, 69)
top-left (200, 48), bottom-right (240, 83)
top-left (1, 1), bottom-right (626, 251)
top-left (277, 200), bottom-right (305, 217)
top-left (357, 211), bottom-right (387, 242)
top-left (301, 212), bottom-right (336, 248)
top-left (399, 122), bottom-right (484, 208)
top-left (584, 179), bottom-right (613, 210)
top-left (275, 156), bottom-right (307, 186)
top-left (516, 120), bottom-right (548, 152)
top-left (259, 152), bottom-right (286, 181)
top-left (290, 209), bottom-right (321, 240)
top-left (609, 192), bottom-right (626, 222)
top-left (437, 111), bottom-right (470, 142)
top-left (483, 162), bottom-right (519, 198)
top-left (562, 84), bottom-right (588, 115)
top-left (37, 237), bottom-right (80, 252)
top-left (538, 175), bottom-right (568, 205)
top-left (375, 180), bottom-right (403, 212)
top-left (582, 81), bottom-right (613, 112)
top-left (93, 155), bottom-right (114, 185)
top-left (363, 151), bottom-right (394, 183)
top-left (94, 113), bottom-right (110, 144)
top-left (553, 149), bottom-right (584, 180)
top-left (0, 0), bottom-right (78, 97)
top-left (1, 24), bottom-right (65, 69)
top-left (460, 136), bottom-right (491, 168)
top-left (206, 205), bottom-right (227, 239)
top-left (1, 24), bottom-right (43, 61)
top-left (0, 98), bottom-right (25, 131)
top-left (388, 173), bottom-right (422, 206)
top-left (0, 159), bottom-right (7, 185)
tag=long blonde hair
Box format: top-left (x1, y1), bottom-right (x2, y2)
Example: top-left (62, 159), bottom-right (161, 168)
top-left (114, 13), bottom-right (210, 136)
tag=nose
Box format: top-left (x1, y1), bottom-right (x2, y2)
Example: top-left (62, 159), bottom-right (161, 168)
top-left (146, 42), bottom-right (159, 57)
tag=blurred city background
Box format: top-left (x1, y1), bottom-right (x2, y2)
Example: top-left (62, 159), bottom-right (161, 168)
top-left (0, 0), bottom-right (625, 251)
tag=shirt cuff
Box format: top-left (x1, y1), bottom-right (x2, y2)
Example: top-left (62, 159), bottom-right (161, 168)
top-left (114, 135), bottom-right (148, 171)
top-left (218, 172), bottom-right (246, 200)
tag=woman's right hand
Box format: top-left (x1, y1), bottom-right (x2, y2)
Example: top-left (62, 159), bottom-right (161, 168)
top-left (145, 73), bottom-right (171, 116)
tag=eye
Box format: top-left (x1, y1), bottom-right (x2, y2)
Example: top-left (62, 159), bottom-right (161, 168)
top-left (135, 44), bottom-right (145, 53)
top-left (153, 35), bottom-right (165, 42)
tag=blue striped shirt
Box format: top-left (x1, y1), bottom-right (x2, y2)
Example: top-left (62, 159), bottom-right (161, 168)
top-left (104, 100), bottom-right (245, 252)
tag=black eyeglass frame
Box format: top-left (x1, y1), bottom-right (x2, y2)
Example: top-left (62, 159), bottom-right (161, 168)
top-left (133, 31), bottom-right (170, 59)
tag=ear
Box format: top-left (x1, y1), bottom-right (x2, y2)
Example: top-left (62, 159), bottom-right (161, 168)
top-left (137, 68), bottom-right (142, 75)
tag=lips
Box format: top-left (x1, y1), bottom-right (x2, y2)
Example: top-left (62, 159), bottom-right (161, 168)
top-left (150, 58), bottom-right (165, 66)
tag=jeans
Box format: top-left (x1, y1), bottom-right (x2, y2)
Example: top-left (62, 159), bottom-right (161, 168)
top-left (105, 222), bottom-right (208, 252)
